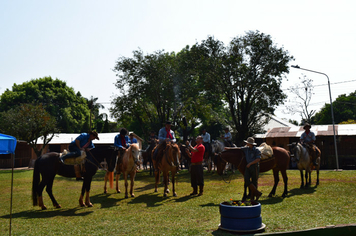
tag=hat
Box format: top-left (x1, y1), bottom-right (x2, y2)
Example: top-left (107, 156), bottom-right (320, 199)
top-left (165, 121), bottom-right (172, 125)
top-left (90, 130), bottom-right (99, 140)
top-left (303, 123), bottom-right (311, 129)
top-left (119, 128), bottom-right (128, 136)
top-left (244, 137), bottom-right (257, 146)
top-left (224, 127), bottom-right (229, 130)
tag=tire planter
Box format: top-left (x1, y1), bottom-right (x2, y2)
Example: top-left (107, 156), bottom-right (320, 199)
top-left (219, 201), bottom-right (265, 233)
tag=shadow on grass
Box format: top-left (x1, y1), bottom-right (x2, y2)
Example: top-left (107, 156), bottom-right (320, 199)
top-left (0, 207), bottom-right (93, 219)
top-left (127, 193), bottom-right (165, 207)
top-left (90, 193), bottom-right (126, 208)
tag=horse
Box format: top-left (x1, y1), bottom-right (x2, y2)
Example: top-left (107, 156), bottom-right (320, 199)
top-left (215, 146), bottom-right (290, 198)
top-left (103, 143), bottom-right (140, 198)
top-left (32, 146), bottom-right (118, 210)
top-left (179, 143), bottom-right (191, 170)
top-left (210, 140), bottom-right (225, 172)
top-left (288, 142), bottom-right (321, 188)
top-left (142, 139), bottom-right (158, 175)
top-left (152, 142), bottom-right (181, 197)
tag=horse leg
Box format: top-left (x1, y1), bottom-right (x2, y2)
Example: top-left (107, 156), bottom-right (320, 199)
top-left (299, 170), bottom-right (304, 189)
top-left (116, 173), bottom-right (121, 193)
top-left (45, 177), bottom-right (61, 208)
top-left (163, 170), bottom-right (168, 197)
top-left (316, 165), bottom-right (320, 186)
top-left (281, 169), bottom-right (288, 198)
top-left (154, 169), bottom-right (159, 192)
top-left (172, 170), bottom-right (177, 197)
top-left (130, 171), bottom-right (135, 197)
top-left (37, 177), bottom-right (51, 210)
top-left (104, 172), bottom-right (109, 194)
top-left (242, 184), bottom-right (248, 201)
top-left (304, 170), bottom-right (309, 188)
top-left (268, 169), bottom-right (280, 197)
top-left (124, 173), bottom-right (129, 198)
top-left (308, 170), bottom-right (312, 186)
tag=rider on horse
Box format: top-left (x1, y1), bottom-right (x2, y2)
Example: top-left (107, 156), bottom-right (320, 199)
top-left (60, 130), bottom-right (99, 180)
top-left (222, 127), bottom-right (234, 147)
top-left (153, 121), bottom-right (177, 170)
top-left (114, 128), bottom-right (131, 173)
top-left (300, 123), bottom-right (319, 166)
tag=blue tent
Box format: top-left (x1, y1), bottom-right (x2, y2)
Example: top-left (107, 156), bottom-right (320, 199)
top-left (0, 133), bottom-right (17, 154)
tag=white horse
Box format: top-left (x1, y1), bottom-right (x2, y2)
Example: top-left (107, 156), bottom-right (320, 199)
top-left (289, 142), bottom-right (320, 188)
top-left (211, 140), bottom-right (225, 172)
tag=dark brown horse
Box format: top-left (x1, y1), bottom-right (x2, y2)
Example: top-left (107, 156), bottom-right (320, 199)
top-left (152, 142), bottom-right (181, 197)
top-left (32, 146), bottom-right (117, 210)
top-left (215, 146), bottom-right (290, 198)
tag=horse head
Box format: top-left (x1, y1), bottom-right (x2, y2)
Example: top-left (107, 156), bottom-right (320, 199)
top-left (167, 143), bottom-right (181, 166)
top-left (215, 152), bottom-right (227, 176)
top-left (211, 140), bottom-right (225, 154)
top-left (288, 142), bottom-right (302, 163)
top-left (130, 144), bottom-right (141, 166)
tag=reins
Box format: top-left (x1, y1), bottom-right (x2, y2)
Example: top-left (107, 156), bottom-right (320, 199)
top-left (86, 149), bottom-right (107, 171)
top-left (219, 154), bottom-right (235, 184)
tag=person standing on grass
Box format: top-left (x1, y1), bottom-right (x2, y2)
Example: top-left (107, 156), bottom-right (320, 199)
top-left (185, 136), bottom-right (205, 196)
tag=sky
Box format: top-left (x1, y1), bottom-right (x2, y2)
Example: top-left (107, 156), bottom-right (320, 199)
top-left (1, 0), bottom-right (356, 124)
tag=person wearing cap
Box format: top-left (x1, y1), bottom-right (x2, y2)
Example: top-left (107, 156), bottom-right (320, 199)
top-left (300, 123), bottom-right (318, 166)
top-left (153, 121), bottom-right (177, 169)
top-left (221, 127), bottom-right (233, 147)
top-left (241, 137), bottom-right (262, 201)
top-left (60, 130), bottom-right (99, 180)
top-left (185, 136), bottom-right (205, 196)
top-left (129, 133), bottom-right (138, 144)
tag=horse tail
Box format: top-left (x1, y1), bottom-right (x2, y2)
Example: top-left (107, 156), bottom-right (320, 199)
top-left (32, 158), bottom-right (40, 206)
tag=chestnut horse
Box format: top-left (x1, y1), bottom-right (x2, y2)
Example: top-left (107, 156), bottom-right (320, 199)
top-left (104, 144), bottom-right (140, 198)
top-left (32, 146), bottom-right (117, 210)
top-left (288, 142), bottom-right (320, 188)
top-left (152, 142), bottom-right (181, 197)
top-left (215, 146), bottom-right (290, 198)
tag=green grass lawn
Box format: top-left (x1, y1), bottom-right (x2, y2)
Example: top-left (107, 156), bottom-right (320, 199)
top-left (0, 168), bottom-right (355, 235)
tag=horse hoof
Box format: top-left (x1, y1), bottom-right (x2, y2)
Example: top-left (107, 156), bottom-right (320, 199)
top-left (164, 193), bottom-right (167, 197)
top-left (131, 194), bottom-right (135, 197)
top-left (104, 190), bottom-right (107, 194)
top-left (173, 193), bottom-right (177, 197)
top-left (54, 204), bottom-right (61, 208)
top-left (41, 205), bottom-right (47, 210)
top-left (268, 193), bottom-right (273, 198)
top-left (125, 195), bottom-right (129, 199)
top-left (117, 190), bottom-right (121, 193)
top-left (166, 189), bottom-right (170, 193)
top-left (154, 189), bottom-right (158, 193)
top-left (86, 203), bottom-right (93, 207)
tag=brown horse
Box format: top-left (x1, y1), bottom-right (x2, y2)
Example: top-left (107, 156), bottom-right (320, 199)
top-left (215, 146), bottom-right (290, 198)
top-left (152, 142), bottom-right (181, 197)
top-left (288, 142), bottom-right (321, 188)
top-left (104, 144), bottom-right (140, 198)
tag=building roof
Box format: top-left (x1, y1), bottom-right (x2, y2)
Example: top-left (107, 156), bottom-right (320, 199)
top-left (257, 124), bottom-right (356, 139)
top-left (39, 132), bottom-right (144, 144)
top-left (263, 115), bottom-right (297, 131)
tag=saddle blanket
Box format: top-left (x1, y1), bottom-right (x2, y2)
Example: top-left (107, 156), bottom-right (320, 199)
top-left (257, 142), bottom-right (273, 160)
top-left (60, 150), bottom-right (86, 165)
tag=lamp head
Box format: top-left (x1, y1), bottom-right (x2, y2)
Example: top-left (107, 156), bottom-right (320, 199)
top-left (291, 65), bottom-right (300, 68)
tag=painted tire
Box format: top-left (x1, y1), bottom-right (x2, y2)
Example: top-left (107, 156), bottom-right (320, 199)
top-left (219, 202), bottom-right (262, 231)
top-left (219, 202), bottom-right (261, 219)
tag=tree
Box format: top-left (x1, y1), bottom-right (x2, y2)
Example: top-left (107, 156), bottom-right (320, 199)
top-left (285, 74), bottom-right (316, 124)
top-left (0, 104), bottom-right (58, 157)
top-left (312, 91), bottom-right (356, 124)
top-left (111, 49), bottom-right (225, 140)
top-left (0, 77), bottom-right (90, 133)
top-left (192, 31), bottom-right (293, 144)
top-left (86, 96), bottom-right (107, 132)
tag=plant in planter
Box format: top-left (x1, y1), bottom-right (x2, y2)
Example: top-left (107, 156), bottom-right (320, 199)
top-left (219, 199), bottom-right (265, 233)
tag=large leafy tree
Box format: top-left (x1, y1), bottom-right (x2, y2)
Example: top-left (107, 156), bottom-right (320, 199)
top-left (192, 31), bottom-right (294, 144)
top-left (0, 104), bottom-right (58, 157)
top-left (111, 49), bottom-right (224, 140)
top-left (312, 91), bottom-right (356, 124)
top-left (0, 77), bottom-right (90, 133)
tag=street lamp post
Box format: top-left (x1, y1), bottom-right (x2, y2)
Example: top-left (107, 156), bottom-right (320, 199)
top-left (291, 65), bottom-right (339, 170)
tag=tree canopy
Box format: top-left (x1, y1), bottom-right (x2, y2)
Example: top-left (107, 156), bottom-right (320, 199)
top-left (0, 104), bottom-right (58, 157)
top-left (312, 91), bottom-right (356, 124)
top-left (112, 31), bottom-right (293, 143)
top-left (0, 76), bottom-right (90, 133)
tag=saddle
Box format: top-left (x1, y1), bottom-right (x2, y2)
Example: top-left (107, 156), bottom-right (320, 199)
top-left (60, 150), bottom-right (87, 165)
top-left (257, 143), bottom-right (273, 160)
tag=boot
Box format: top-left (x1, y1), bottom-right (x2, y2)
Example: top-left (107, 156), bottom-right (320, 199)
top-left (198, 185), bottom-right (204, 196)
top-left (190, 186), bottom-right (198, 196)
top-left (74, 165), bottom-right (83, 181)
top-left (248, 183), bottom-right (262, 201)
